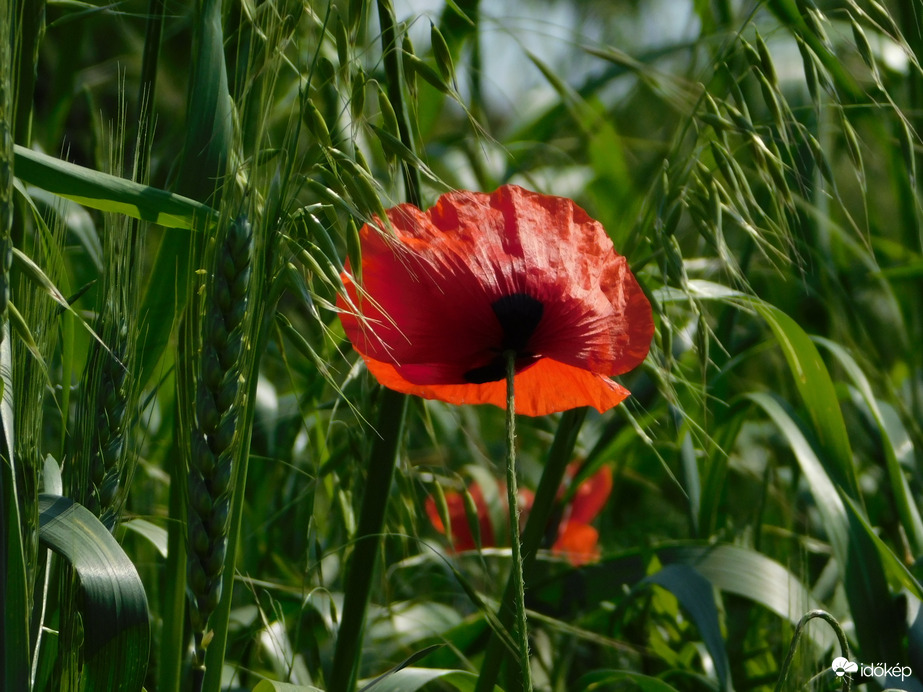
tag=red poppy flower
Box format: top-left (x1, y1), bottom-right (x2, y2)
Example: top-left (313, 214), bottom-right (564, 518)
top-left (426, 465), bottom-right (611, 566)
top-left (551, 465), bottom-right (612, 566)
top-left (337, 185), bottom-right (653, 416)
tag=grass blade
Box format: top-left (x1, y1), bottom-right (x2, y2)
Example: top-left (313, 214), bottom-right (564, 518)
top-left (645, 564), bottom-right (731, 691)
top-left (359, 667), bottom-right (499, 692)
top-left (745, 393), bottom-right (902, 664)
top-left (743, 301), bottom-right (860, 501)
top-left (813, 336), bottom-right (923, 554)
top-left (14, 145), bottom-right (218, 230)
top-left (1, 323), bottom-right (30, 692)
top-left (329, 388), bottom-right (408, 692)
top-left (251, 682), bottom-right (325, 692)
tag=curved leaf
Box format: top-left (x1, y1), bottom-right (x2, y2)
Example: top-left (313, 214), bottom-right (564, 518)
top-left (813, 336), bottom-right (923, 554)
top-left (252, 682), bottom-right (325, 692)
top-left (744, 392), bottom-right (850, 562)
top-left (744, 301), bottom-right (859, 500)
top-left (659, 543), bottom-right (833, 652)
top-left (38, 494), bottom-right (150, 691)
top-left (532, 541), bottom-right (833, 651)
top-left (575, 670), bottom-right (682, 691)
top-left (644, 564), bottom-right (730, 692)
top-left (745, 393), bottom-right (903, 663)
top-left (359, 667), bottom-right (497, 692)
top-left (14, 145), bottom-right (218, 230)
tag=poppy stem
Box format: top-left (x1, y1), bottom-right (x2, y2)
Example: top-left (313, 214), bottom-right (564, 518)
top-left (504, 350), bottom-right (533, 692)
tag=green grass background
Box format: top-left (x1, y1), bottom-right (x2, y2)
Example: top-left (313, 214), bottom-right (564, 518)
top-left (4, 0), bottom-right (923, 690)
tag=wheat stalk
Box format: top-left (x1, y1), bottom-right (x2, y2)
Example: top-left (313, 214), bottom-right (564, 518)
top-left (185, 213), bottom-right (253, 680)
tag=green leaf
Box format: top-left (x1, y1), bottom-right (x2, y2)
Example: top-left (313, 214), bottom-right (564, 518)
top-left (842, 494), bottom-right (923, 601)
top-left (358, 667), bottom-right (499, 692)
top-left (174, 0), bottom-right (232, 205)
top-left (660, 544), bottom-right (832, 651)
top-left (659, 288), bottom-right (861, 505)
top-left (1, 324), bottom-right (29, 692)
top-left (744, 302), bottom-right (860, 501)
top-left (121, 518), bottom-right (168, 559)
top-left (14, 145), bottom-right (217, 230)
top-left (575, 670), bottom-right (682, 691)
top-left (744, 393), bottom-right (902, 663)
top-left (813, 336), bottom-right (923, 554)
top-left (532, 541), bottom-right (832, 651)
top-left (252, 681), bottom-right (325, 692)
top-left (644, 564), bottom-right (731, 692)
top-left (38, 494), bottom-right (151, 691)
top-left (745, 393), bottom-right (849, 568)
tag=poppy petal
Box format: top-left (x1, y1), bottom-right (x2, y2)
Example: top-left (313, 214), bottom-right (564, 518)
top-left (425, 485), bottom-right (496, 552)
top-left (569, 466), bottom-right (613, 524)
top-left (552, 523), bottom-right (600, 566)
top-left (362, 356), bottom-right (631, 417)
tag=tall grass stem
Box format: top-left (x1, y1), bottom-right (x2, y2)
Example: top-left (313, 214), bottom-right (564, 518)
top-left (328, 387), bottom-right (408, 692)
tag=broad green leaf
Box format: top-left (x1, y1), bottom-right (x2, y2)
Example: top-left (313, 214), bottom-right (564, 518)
top-left (575, 670), bottom-right (682, 691)
top-left (658, 543), bottom-right (833, 651)
top-left (14, 145), bottom-right (217, 230)
top-left (43, 454), bottom-right (63, 495)
top-left (531, 541), bottom-right (831, 649)
top-left (744, 392), bottom-right (849, 565)
top-left (842, 494), bottom-right (923, 601)
top-left (38, 494), bottom-right (150, 692)
top-left (358, 667), bottom-right (499, 692)
top-left (175, 0), bottom-right (232, 204)
top-left (252, 681), bottom-right (324, 692)
top-left (658, 288), bottom-right (861, 502)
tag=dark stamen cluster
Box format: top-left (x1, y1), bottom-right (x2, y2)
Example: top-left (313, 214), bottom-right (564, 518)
top-left (464, 293), bottom-right (543, 384)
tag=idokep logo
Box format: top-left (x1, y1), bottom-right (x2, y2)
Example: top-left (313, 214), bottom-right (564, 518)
top-left (831, 657), bottom-right (858, 677)
top-left (831, 657), bottom-right (914, 682)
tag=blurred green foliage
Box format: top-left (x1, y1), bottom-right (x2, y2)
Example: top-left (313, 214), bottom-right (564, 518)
top-left (4, 0), bottom-right (923, 690)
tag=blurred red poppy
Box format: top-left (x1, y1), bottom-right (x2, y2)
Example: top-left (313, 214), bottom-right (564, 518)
top-left (338, 185), bottom-right (653, 416)
top-left (425, 464), bottom-right (612, 566)
top-left (424, 482), bottom-right (534, 553)
top-left (551, 465), bottom-right (612, 566)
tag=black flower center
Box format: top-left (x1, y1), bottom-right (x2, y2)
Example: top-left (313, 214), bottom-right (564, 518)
top-left (463, 293), bottom-right (544, 384)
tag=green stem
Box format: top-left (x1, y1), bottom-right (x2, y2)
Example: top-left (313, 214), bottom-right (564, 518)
top-left (773, 609), bottom-right (851, 692)
top-left (376, 0), bottom-right (421, 208)
top-left (476, 407), bottom-right (586, 692)
top-left (158, 436), bottom-right (187, 692)
top-left (503, 351), bottom-right (533, 692)
top-left (329, 387), bottom-right (408, 692)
